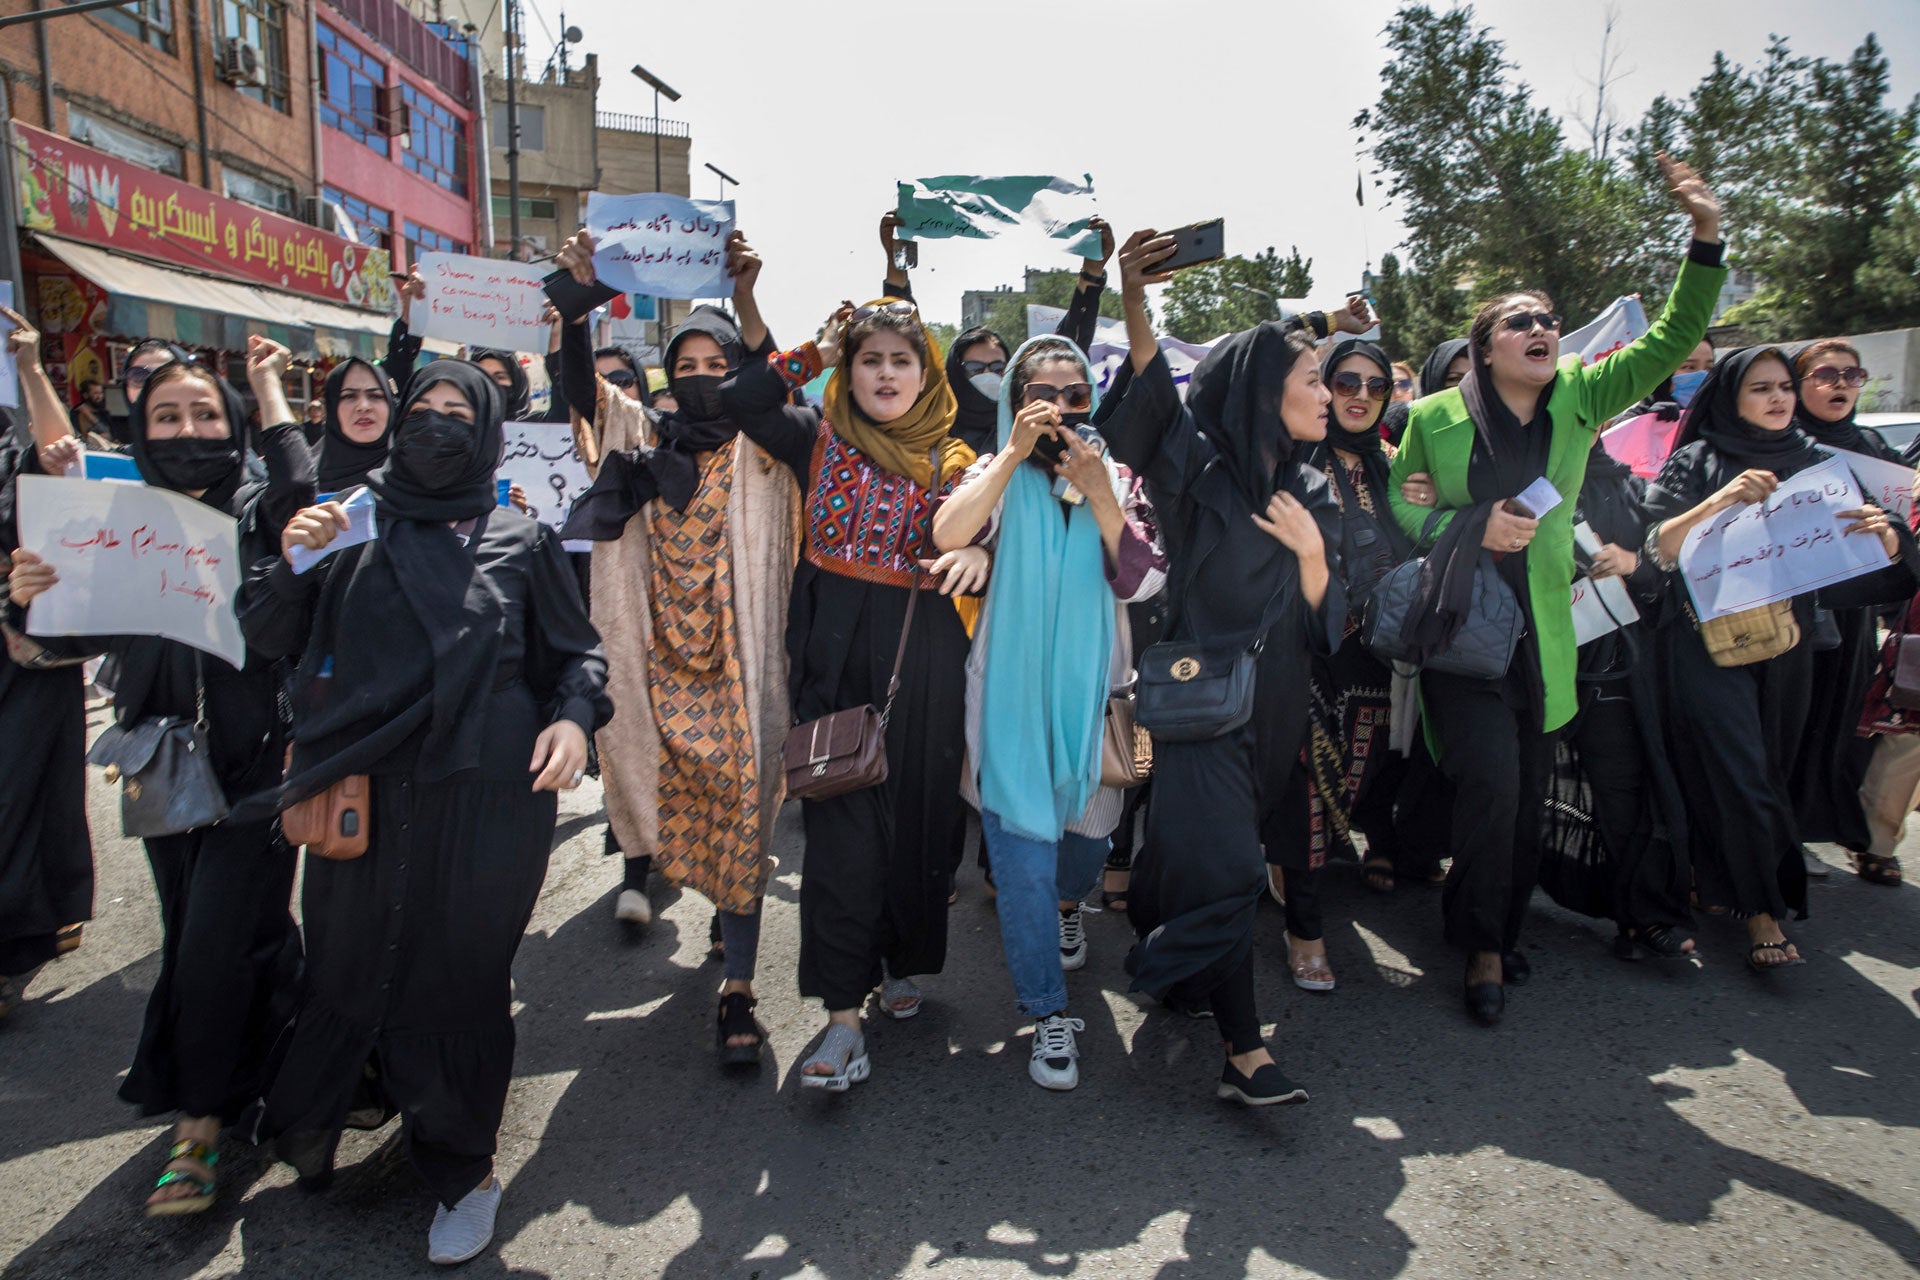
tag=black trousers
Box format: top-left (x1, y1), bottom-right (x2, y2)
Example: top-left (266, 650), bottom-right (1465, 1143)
top-left (1423, 670), bottom-right (1554, 954)
top-left (1571, 693), bottom-right (1690, 931)
top-left (1262, 766), bottom-right (1324, 941)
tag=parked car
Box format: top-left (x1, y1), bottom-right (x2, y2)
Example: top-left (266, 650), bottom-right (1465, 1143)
top-left (1861, 412), bottom-right (1920, 464)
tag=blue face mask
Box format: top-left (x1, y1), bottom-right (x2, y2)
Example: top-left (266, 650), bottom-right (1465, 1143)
top-left (1670, 369), bottom-right (1709, 408)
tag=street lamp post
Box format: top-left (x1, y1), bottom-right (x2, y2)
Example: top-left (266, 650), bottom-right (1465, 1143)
top-left (629, 64), bottom-right (681, 195)
top-left (704, 162), bottom-right (738, 203)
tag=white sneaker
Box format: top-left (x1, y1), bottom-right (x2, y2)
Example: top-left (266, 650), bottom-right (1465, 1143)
top-left (1028, 1014), bottom-right (1086, 1091)
top-left (428, 1177), bottom-right (502, 1265)
top-left (614, 888), bottom-right (652, 926)
top-left (1058, 905), bottom-right (1088, 971)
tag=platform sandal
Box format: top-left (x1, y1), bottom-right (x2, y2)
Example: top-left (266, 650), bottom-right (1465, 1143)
top-left (798, 1023), bottom-right (870, 1092)
top-left (145, 1140), bottom-right (219, 1217)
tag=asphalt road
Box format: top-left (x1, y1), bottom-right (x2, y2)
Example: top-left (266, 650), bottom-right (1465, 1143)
top-left (4, 701), bottom-right (1919, 1278)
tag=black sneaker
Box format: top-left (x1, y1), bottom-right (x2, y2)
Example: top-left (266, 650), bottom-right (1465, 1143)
top-left (1217, 1059), bottom-right (1308, 1106)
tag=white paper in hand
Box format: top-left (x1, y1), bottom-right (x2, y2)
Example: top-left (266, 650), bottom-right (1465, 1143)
top-left (289, 486), bottom-right (377, 575)
top-left (1513, 476), bottom-right (1563, 519)
top-left (1570, 521), bottom-right (1640, 645)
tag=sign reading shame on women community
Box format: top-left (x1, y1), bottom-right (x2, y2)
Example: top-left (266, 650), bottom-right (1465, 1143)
top-left (412, 252), bottom-right (554, 353)
top-left (583, 194), bottom-right (734, 299)
top-left (1679, 454), bottom-right (1890, 623)
top-left (896, 175), bottom-right (1103, 258)
top-left (14, 475), bottom-right (244, 667)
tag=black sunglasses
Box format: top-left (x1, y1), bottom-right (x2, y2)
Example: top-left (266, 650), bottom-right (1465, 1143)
top-left (1331, 371), bottom-right (1390, 402)
top-left (961, 359), bottom-right (1006, 377)
top-left (603, 369), bottom-right (638, 388)
top-left (1500, 311), bottom-right (1563, 334)
top-left (1022, 382), bottom-right (1094, 412)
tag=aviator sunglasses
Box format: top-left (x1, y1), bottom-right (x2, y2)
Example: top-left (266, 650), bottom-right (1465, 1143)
top-left (1331, 371), bottom-right (1391, 402)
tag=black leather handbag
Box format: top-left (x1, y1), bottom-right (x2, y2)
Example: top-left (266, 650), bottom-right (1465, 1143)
top-left (1134, 560), bottom-right (1289, 744)
top-left (1363, 509), bottom-right (1523, 680)
top-left (86, 656), bottom-right (230, 838)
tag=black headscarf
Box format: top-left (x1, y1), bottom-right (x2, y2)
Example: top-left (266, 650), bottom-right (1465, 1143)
top-left (559, 308), bottom-right (751, 538)
top-left (944, 325), bottom-right (1011, 454)
top-left (1458, 332), bottom-right (1555, 503)
top-left (1418, 338), bottom-right (1469, 400)
top-left (468, 348), bottom-right (530, 420)
top-left (299, 359), bottom-right (509, 791)
top-left (1318, 338), bottom-right (1394, 491)
top-left (1185, 320), bottom-right (1316, 511)
top-left (316, 357), bottom-right (397, 492)
top-left (1673, 346), bottom-right (1822, 479)
top-left (127, 361), bottom-right (249, 511)
top-left (1788, 342), bottom-right (1881, 457)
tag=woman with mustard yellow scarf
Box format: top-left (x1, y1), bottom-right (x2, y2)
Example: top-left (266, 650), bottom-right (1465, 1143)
top-left (722, 293), bottom-right (989, 1091)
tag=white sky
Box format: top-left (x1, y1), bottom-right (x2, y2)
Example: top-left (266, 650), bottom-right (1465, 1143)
top-left (538, 0), bottom-right (1920, 341)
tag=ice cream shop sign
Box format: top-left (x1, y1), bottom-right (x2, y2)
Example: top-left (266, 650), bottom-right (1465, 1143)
top-left (12, 122), bottom-right (393, 311)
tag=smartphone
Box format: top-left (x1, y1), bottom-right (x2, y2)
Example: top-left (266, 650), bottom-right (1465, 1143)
top-left (892, 241), bottom-right (918, 271)
top-left (1157, 219), bottom-right (1225, 273)
top-left (542, 269), bottom-right (620, 323)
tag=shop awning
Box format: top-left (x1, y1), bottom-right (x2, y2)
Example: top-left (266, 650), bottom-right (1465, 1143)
top-left (32, 235), bottom-right (457, 361)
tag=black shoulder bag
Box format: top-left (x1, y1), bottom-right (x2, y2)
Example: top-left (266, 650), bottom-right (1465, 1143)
top-left (1134, 529), bottom-right (1292, 744)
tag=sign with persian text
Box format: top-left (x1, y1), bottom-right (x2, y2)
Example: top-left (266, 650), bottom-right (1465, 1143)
top-left (1679, 454), bottom-right (1890, 622)
top-left (498, 420), bottom-right (591, 552)
top-left (11, 122), bottom-right (393, 311)
top-left (583, 193), bottom-right (733, 299)
top-left (15, 474), bottom-right (243, 667)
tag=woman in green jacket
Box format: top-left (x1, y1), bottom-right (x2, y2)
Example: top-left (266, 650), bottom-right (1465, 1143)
top-left (1387, 152), bottom-right (1727, 1027)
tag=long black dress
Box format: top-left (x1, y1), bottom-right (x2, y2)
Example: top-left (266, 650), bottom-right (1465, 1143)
top-left (1788, 417), bottom-right (1906, 850)
top-left (1099, 345), bottom-right (1344, 1042)
top-left (0, 439), bottom-right (92, 979)
top-left (1646, 439), bottom-right (1917, 921)
top-left (237, 362), bottom-right (611, 1209)
top-left (721, 352), bottom-right (970, 1011)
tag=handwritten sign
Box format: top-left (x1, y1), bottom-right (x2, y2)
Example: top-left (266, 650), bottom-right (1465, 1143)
top-left (1828, 447), bottom-right (1916, 522)
top-left (896, 175), bottom-right (1102, 258)
top-left (1564, 296), bottom-right (1650, 368)
top-left (1571, 522), bottom-right (1639, 645)
top-left (498, 420), bottom-right (591, 551)
top-left (412, 252), bottom-right (552, 354)
top-left (1680, 454), bottom-right (1890, 622)
top-left (12, 122), bottom-right (392, 310)
top-left (15, 475), bottom-right (243, 667)
top-left (1600, 411), bottom-right (1682, 480)
top-left (583, 193), bottom-right (733, 300)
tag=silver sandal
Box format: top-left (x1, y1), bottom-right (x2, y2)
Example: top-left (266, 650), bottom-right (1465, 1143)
top-left (799, 1023), bottom-right (870, 1092)
top-left (877, 974), bottom-right (922, 1020)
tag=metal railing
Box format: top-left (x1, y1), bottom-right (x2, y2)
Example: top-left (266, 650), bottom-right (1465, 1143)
top-left (594, 111), bottom-right (690, 139)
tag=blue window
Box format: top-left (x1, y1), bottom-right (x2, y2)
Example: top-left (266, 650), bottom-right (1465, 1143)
top-left (318, 23), bottom-right (387, 156)
top-left (400, 85), bottom-right (468, 197)
top-left (404, 220), bottom-right (469, 267)
top-left (322, 186), bottom-right (392, 254)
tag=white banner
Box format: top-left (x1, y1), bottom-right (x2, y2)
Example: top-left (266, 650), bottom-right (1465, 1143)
top-left (1680, 454), bottom-right (1891, 622)
top-left (1564, 295), bottom-right (1650, 368)
top-left (15, 474), bottom-right (243, 667)
top-left (499, 420), bottom-right (592, 550)
top-left (412, 252), bottom-right (553, 353)
top-left (1829, 447), bottom-right (1916, 522)
top-left (1024, 305), bottom-right (1215, 399)
top-left (1570, 521), bottom-right (1640, 645)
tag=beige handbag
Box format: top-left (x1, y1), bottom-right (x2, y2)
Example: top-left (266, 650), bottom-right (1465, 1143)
top-left (1100, 695), bottom-right (1153, 788)
top-left (1695, 598), bottom-right (1800, 668)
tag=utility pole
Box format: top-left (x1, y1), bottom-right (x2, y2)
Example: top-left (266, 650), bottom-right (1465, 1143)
top-left (504, 0), bottom-right (521, 257)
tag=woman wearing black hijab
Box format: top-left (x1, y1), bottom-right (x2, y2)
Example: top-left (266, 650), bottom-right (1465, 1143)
top-left (1274, 338), bottom-right (1413, 986)
top-left (1644, 346), bottom-right (1914, 971)
top-left (1097, 230), bottom-right (1351, 1105)
top-left (8, 343), bottom-right (315, 1216)
top-left (238, 358), bottom-right (610, 1265)
top-left (468, 347), bottom-right (532, 420)
top-left (1783, 339), bottom-right (1906, 883)
top-left (315, 357), bottom-right (397, 492)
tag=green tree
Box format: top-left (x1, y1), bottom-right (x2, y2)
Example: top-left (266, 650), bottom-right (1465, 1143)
top-left (1369, 251), bottom-right (1471, 365)
top-left (924, 321), bottom-right (959, 357)
top-left (1159, 246), bottom-right (1315, 342)
top-left (1857, 192), bottom-right (1920, 330)
top-left (976, 269), bottom-right (1130, 348)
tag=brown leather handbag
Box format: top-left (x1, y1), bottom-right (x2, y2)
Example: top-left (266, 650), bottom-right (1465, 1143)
top-left (783, 447), bottom-right (938, 802)
top-left (281, 772), bottom-right (371, 860)
top-left (1100, 695), bottom-right (1153, 788)
top-left (1695, 598), bottom-right (1800, 668)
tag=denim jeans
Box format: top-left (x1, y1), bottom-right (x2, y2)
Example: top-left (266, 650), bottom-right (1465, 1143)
top-left (980, 809), bottom-right (1109, 1018)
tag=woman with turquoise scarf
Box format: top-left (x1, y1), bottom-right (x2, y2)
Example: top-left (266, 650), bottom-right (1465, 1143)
top-left (933, 336), bottom-right (1167, 1093)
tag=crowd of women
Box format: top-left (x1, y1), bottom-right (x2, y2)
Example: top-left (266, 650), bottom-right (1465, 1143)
top-left (2, 149), bottom-right (1917, 1267)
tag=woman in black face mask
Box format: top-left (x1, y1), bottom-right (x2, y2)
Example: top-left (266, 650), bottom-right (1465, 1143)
top-left (468, 348), bottom-right (531, 420)
top-left (552, 228), bottom-right (808, 1066)
top-left (238, 358), bottom-right (610, 1265)
top-left (8, 355), bottom-right (315, 1219)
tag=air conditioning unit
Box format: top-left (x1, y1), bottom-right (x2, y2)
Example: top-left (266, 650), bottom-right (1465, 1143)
top-left (377, 85), bottom-right (411, 138)
top-left (218, 37), bottom-right (267, 88)
top-left (302, 196), bottom-right (349, 237)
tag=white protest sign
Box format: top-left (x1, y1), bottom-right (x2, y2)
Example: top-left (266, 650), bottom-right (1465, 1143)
top-left (1570, 521), bottom-right (1639, 645)
top-left (1828, 447), bottom-right (1916, 522)
top-left (897, 175), bottom-right (1101, 258)
top-left (1680, 454), bottom-right (1891, 622)
top-left (0, 280), bottom-right (17, 408)
top-left (1024, 305), bottom-right (1216, 399)
top-left (1564, 295), bottom-right (1650, 368)
top-left (583, 194), bottom-right (733, 300)
top-left (499, 420), bottom-right (592, 550)
top-left (15, 474), bottom-right (243, 667)
top-left (412, 252), bottom-right (552, 354)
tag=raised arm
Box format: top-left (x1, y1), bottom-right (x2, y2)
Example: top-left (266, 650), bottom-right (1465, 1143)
top-left (1053, 216), bottom-right (1115, 354)
top-left (879, 211), bottom-right (911, 298)
top-left (727, 230), bottom-right (769, 355)
top-left (3, 307), bottom-right (80, 471)
top-left (383, 268), bottom-right (426, 393)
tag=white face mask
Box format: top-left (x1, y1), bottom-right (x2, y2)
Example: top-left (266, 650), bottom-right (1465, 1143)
top-left (969, 371), bottom-right (1003, 401)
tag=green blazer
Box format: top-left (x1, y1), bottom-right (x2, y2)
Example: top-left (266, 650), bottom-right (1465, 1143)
top-left (1387, 255), bottom-right (1727, 739)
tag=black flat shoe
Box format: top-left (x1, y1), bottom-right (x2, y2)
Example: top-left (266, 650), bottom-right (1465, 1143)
top-left (1216, 1060), bottom-right (1308, 1106)
top-left (1464, 981), bottom-right (1504, 1026)
top-left (1501, 950), bottom-right (1531, 986)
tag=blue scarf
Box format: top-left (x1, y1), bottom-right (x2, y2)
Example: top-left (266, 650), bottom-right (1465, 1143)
top-left (977, 336), bottom-right (1117, 842)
